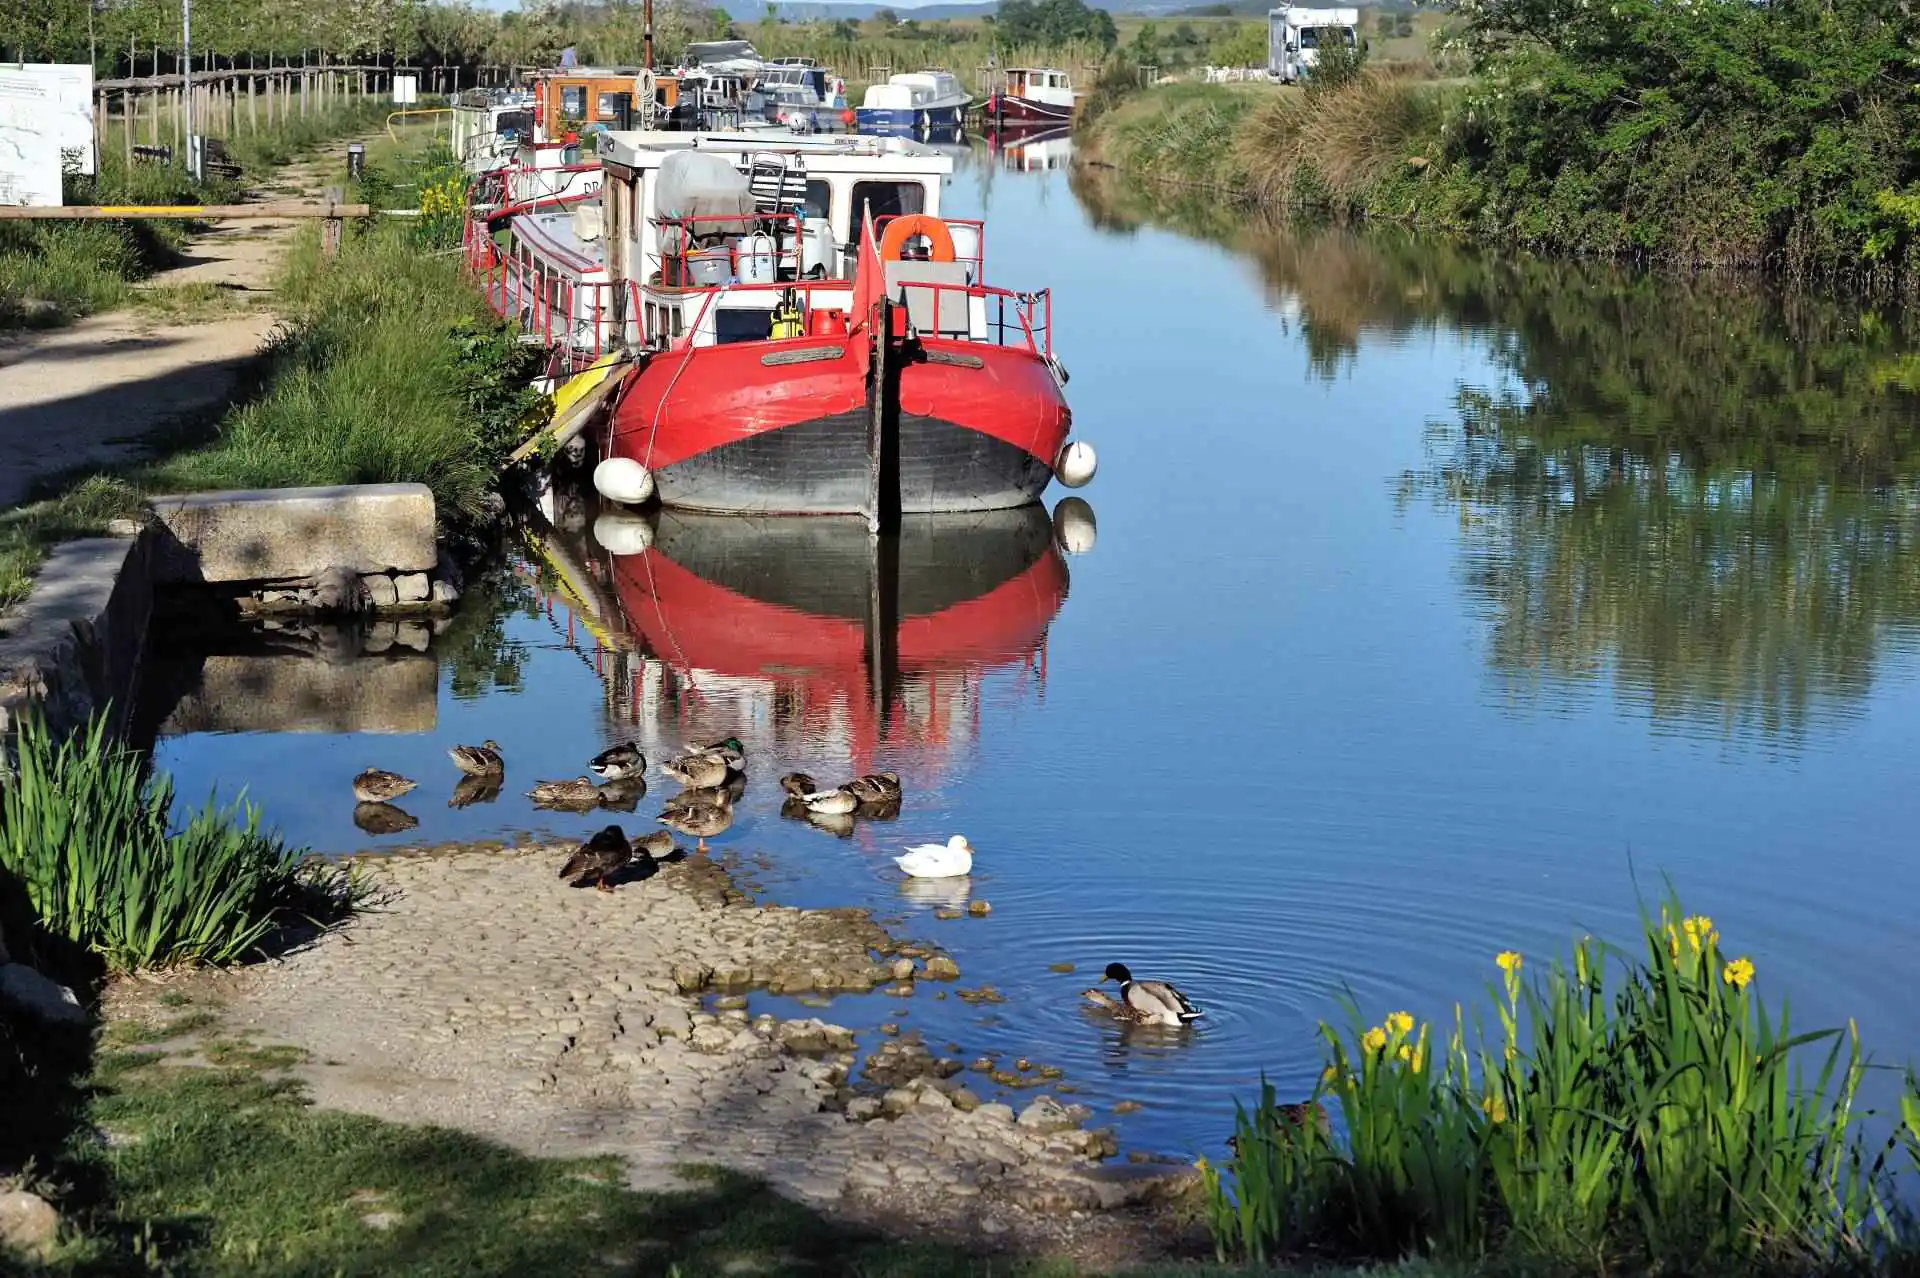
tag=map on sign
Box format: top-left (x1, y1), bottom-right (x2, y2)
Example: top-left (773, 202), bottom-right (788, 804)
top-left (0, 69), bottom-right (63, 207)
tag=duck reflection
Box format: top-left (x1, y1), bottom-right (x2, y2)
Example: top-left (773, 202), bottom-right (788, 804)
top-left (353, 801), bottom-right (419, 836)
top-left (529, 500), bottom-right (1081, 792)
top-left (896, 875), bottom-right (972, 911)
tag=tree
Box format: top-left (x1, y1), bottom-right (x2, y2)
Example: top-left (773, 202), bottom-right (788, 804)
top-left (874, 7), bottom-right (899, 25)
top-left (995, 0), bottom-right (1117, 51)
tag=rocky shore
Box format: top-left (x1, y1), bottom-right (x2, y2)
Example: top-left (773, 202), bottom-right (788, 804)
top-left (159, 841), bottom-right (1195, 1256)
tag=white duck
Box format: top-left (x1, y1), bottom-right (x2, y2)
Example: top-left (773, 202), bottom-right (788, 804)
top-left (894, 834), bottom-right (974, 879)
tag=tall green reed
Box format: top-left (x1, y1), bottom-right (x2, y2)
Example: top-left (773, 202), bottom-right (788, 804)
top-left (0, 709), bottom-right (344, 971)
top-left (1204, 894), bottom-right (1890, 1272)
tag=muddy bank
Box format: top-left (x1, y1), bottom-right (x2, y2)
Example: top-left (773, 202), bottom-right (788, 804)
top-left (143, 841), bottom-right (1197, 1256)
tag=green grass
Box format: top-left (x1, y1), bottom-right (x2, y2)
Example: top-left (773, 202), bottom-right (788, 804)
top-left (0, 99), bottom-right (393, 335)
top-left (0, 709), bottom-right (360, 973)
top-left (3, 1009), bottom-right (1458, 1277)
top-left (0, 136), bottom-right (538, 611)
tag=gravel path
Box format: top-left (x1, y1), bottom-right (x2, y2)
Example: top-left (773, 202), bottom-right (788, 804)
top-left (189, 842), bottom-right (1193, 1253)
top-left (0, 149), bottom-right (355, 510)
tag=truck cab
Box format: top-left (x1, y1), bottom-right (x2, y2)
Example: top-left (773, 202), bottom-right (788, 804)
top-left (1267, 6), bottom-right (1360, 83)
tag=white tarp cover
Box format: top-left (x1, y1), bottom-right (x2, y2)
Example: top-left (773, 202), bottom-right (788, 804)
top-left (653, 150), bottom-right (753, 237)
top-left (0, 69), bottom-right (63, 206)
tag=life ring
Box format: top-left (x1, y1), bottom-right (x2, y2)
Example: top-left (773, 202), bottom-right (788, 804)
top-left (879, 214), bottom-right (956, 263)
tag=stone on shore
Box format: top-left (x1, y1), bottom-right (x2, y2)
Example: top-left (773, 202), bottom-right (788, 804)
top-left (148, 483), bottom-right (436, 583)
top-left (0, 1190), bottom-right (60, 1260)
top-left (394, 572), bottom-right (431, 604)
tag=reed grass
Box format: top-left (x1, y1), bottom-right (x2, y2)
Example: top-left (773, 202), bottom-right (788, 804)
top-left (0, 710), bottom-right (357, 972)
top-left (1203, 894), bottom-right (1904, 1273)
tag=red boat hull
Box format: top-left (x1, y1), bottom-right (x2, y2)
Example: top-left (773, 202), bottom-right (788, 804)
top-left (606, 337), bottom-right (1070, 514)
top-left (985, 94), bottom-right (1074, 124)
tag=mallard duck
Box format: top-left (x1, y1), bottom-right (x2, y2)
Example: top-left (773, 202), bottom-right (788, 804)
top-left (560, 824), bottom-right (637, 892)
top-left (353, 801), bottom-right (419, 836)
top-left (800, 786), bottom-right (859, 816)
top-left (845, 772), bottom-right (903, 804)
top-left (661, 750), bottom-right (731, 790)
top-left (353, 768), bottom-right (418, 804)
top-left (1225, 1103), bottom-right (1330, 1156)
top-left (689, 736), bottom-right (747, 773)
top-left (448, 775), bottom-right (503, 809)
top-left (779, 772), bottom-right (818, 798)
top-left (658, 800), bottom-right (732, 850)
top-left (589, 742), bottom-right (646, 782)
top-left (449, 739), bottom-right (505, 776)
top-left (894, 834), bottom-right (973, 879)
top-left (631, 830), bottom-right (676, 860)
top-left (527, 777), bottom-right (604, 810)
top-left (661, 785), bottom-right (733, 819)
top-left (1102, 962), bottom-right (1203, 1026)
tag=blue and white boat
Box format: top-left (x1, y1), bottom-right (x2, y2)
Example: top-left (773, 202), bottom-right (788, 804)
top-left (856, 71), bottom-right (970, 133)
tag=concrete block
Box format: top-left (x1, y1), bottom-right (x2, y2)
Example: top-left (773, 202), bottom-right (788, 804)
top-left (159, 652), bottom-right (437, 735)
top-left (147, 483), bottom-right (436, 584)
top-left (0, 536), bottom-right (152, 745)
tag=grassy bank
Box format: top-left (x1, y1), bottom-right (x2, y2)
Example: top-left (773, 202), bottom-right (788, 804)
top-left (0, 140), bottom-right (541, 609)
top-left (0, 99), bottom-right (394, 332)
top-left (1081, 0), bottom-right (1920, 277)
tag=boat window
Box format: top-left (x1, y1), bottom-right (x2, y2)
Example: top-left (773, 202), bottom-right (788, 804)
top-left (671, 307), bottom-right (685, 338)
top-left (714, 308), bottom-right (770, 345)
top-left (851, 181), bottom-right (926, 239)
top-left (561, 85), bottom-right (586, 119)
top-left (804, 180), bottom-right (832, 221)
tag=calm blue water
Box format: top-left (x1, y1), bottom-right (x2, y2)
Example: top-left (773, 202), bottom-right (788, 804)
top-left (147, 136), bottom-right (1920, 1158)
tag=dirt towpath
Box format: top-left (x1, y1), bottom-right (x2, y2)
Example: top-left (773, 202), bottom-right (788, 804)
top-left (0, 150), bottom-right (353, 510)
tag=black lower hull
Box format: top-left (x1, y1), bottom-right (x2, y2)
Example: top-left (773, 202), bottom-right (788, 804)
top-left (652, 413), bottom-right (1054, 515)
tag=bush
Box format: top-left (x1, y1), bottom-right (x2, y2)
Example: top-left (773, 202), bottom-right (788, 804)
top-left (0, 710), bottom-right (349, 971)
top-left (1203, 894), bottom-right (1891, 1271)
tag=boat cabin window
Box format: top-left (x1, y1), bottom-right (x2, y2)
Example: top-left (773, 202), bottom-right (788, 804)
top-left (561, 85), bottom-right (587, 119)
top-left (714, 308), bottom-right (767, 345)
top-left (804, 180), bottom-right (832, 221)
top-left (851, 181), bottom-right (927, 238)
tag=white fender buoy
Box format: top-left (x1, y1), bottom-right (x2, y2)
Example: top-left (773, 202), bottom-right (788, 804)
top-left (593, 457), bottom-right (655, 507)
top-left (1055, 439), bottom-right (1098, 489)
top-left (593, 512), bottom-right (655, 557)
top-left (1053, 497), bottom-right (1097, 555)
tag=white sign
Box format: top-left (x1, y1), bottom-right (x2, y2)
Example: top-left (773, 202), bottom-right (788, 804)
top-left (393, 72), bottom-right (419, 105)
top-left (0, 70), bottom-right (63, 207)
top-left (14, 64), bottom-right (94, 176)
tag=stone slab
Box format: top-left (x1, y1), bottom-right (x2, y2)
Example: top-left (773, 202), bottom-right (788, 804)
top-left (0, 533), bottom-right (151, 744)
top-left (147, 483), bottom-right (436, 584)
top-left (160, 652), bottom-right (438, 736)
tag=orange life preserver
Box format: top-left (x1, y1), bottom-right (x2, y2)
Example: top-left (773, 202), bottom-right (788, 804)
top-left (879, 214), bottom-right (956, 263)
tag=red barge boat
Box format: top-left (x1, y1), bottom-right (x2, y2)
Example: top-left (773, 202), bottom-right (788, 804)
top-left (467, 130), bottom-right (1097, 517)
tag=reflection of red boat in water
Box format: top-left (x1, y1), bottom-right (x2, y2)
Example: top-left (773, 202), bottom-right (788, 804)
top-left (529, 504), bottom-right (1086, 776)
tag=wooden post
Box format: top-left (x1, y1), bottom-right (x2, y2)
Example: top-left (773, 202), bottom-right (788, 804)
top-left (864, 296), bottom-right (901, 535)
top-left (321, 185), bottom-right (344, 258)
top-left (248, 75), bottom-right (255, 131)
top-left (864, 519), bottom-right (899, 722)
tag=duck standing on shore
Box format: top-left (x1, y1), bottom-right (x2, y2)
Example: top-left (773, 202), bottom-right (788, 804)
top-left (661, 749), bottom-right (731, 790)
top-left (659, 800), bottom-right (731, 851)
top-left (560, 825), bottom-right (641, 892)
top-left (1101, 963), bottom-right (1203, 1027)
top-left (450, 740), bottom-right (505, 776)
top-left (353, 768), bottom-right (417, 804)
top-left (589, 742), bottom-right (646, 782)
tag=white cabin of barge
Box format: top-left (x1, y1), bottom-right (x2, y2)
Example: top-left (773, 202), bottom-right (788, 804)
top-left (596, 130), bottom-right (971, 347)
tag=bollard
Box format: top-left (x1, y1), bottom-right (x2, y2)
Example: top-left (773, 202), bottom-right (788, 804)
top-left (346, 142), bottom-right (365, 179)
top-left (321, 185), bottom-right (344, 258)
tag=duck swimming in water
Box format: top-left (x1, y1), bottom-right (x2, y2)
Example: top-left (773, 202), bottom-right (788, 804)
top-left (589, 742), bottom-right (646, 782)
top-left (1102, 962), bottom-right (1202, 1027)
top-left (449, 740), bottom-right (505, 776)
top-left (893, 834), bottom-right (974, 879)
top-left (352, 768), bottom-right (417, 804)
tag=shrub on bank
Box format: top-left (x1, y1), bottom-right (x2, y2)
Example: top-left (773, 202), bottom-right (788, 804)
top-left (1202, 896), bottom-right (1917, 1272)
top-left (0, 711), bottom-right (351, 971)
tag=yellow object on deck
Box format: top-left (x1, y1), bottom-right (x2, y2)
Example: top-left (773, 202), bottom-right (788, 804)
top-left (551, 352), bottom-right (624, 415)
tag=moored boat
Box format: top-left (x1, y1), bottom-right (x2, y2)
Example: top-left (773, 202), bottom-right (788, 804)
top-left (856, 71), bottom-right (970, 134)
top-left (577, 130), bottom-right (1091, 515)
top-left (984, 68), bottom-right (1077, 125)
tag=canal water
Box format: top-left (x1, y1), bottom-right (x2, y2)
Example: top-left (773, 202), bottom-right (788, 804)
top-left (145, 133), bottom-right (1920, 1159)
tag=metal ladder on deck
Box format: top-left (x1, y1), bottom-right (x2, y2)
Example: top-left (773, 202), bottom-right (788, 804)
top-left (747, 153), bottom-right (809, 215)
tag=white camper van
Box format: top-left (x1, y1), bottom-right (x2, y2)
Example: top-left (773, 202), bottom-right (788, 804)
top-left (1268, 6), bottom-right (1360, 83)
